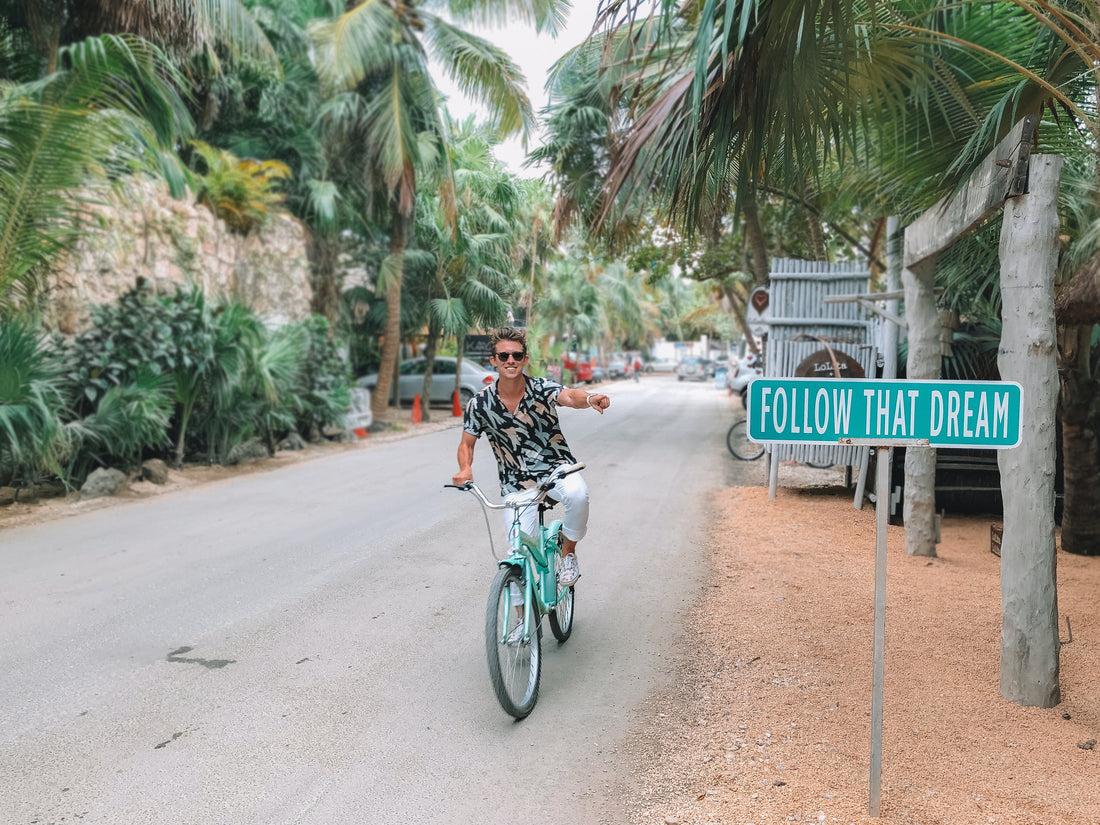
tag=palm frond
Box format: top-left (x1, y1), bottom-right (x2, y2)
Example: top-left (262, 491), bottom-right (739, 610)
top-left (423, 14), bottom-right (535, 141)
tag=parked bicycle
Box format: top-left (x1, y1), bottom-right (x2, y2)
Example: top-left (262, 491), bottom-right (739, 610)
top-left (445, 462), bottom-right (582, 719)
top-left (726, 418), bottom-right (833, 468)
top-left (726, 419), bottom-right (765, 461)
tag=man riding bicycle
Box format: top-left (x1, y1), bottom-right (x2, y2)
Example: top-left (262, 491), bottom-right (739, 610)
top-left (452, 327), bottom-right (610, 586)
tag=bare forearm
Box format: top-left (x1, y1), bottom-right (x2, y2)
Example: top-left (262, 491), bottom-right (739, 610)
top-left (453, 435), bottom-right (475, 485)
top-left (457, 440), bottom-right (474, 472)
top-left (558, 388), bottom-right (610, 413)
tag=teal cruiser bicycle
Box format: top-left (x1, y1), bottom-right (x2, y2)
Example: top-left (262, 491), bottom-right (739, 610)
top-left (445, 462), bottom-right (582, 719)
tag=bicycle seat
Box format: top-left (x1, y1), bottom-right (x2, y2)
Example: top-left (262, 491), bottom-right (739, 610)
top-left (540, 496), bottom-right (559, 511)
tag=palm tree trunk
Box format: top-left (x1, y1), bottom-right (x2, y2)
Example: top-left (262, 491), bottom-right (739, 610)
top-left (421, 315), bottom-right (441, 424)
top-left (370, 211), bottom-right (407, 422)
top-left (802, 181), bottom-right (827, 261)
top-left (741, 189), bottom-right (769, 285)
top-left (1058, 324), bottom-right (1100, 555)
top-left (27, 1), bottom-right (63, 75)
top-left (308, 233), bottom-right (341, 323)
top-left (902, 257), bottom-right (939, 557)
top-left (721, 284), bottom-right (760, 356)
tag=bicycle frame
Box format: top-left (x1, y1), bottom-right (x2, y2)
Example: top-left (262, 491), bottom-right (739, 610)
top-left (504, 506), bottom-right (565, 641)
top-left (448, 463), bottom-right (583, 643)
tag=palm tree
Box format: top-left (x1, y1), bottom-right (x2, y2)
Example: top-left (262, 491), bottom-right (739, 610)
top-left (538, 255), bottom-right (602, 370)
top-left (585, 0), bottom-right (923, 254)
top-left (0, 34), bottom-right (192, 312)
top-left (4, 0), bottom-right (275, 75)
top-left (0, 320), bottom-right (66, 483)
top-left (309, 0), bottom-right (569, 422)
top-left (408, 115), bottom-right (522, 420)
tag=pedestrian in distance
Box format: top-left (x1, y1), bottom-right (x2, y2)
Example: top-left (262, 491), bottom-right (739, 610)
top-left (452, 327), bottom-right (610, 586)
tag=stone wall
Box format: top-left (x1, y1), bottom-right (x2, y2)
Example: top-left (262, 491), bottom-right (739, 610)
top-left (47, 177), bottom-right (313, 332)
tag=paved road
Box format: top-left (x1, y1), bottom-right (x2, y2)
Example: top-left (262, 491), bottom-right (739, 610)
top-left (0, 376), bottom-right (744, 825)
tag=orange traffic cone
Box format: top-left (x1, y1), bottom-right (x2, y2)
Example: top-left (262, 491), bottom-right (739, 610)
top-left (412, 393), bottom-right (422, 424)
top-left (452, 390), bottom-right (463, 417)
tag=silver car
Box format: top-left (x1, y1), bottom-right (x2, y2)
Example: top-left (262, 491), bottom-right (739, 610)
top-left (675, 358), bottom-right (709, 381)
top-left (357, 357), bottom-right (495, 406)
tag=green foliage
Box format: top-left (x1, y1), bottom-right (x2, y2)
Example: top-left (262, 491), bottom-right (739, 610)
top-left (291, 315), bottom-right (352, 435)
top-left (0, 320), bottom-right (66, 484)
top-left (188, 140), bottom-right (291, 233)
top-left (37, 285), bottom-right (350, 483)
top-left (0, 34), bottom-right (192, 312)
top-left (72, 370), bottom-right (174, 476)
top-left (65, 283), bottom-right (213, 414)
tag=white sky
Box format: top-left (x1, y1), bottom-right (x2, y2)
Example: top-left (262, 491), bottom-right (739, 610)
top-left (434, 0), bottom-right (604, 175)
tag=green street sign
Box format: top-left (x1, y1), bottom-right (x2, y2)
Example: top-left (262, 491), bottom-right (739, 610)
top-left (746, 378), bottom-right (1022, 448)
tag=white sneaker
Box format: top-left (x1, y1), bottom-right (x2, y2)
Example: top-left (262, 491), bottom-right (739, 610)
top-left (504, 622), bottom-right (525, 645)
top-left (558, 553), bottom-right (581, 587)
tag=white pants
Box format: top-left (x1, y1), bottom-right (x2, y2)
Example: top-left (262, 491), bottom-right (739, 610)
top-left (503, 472), bottom-right (589, 544)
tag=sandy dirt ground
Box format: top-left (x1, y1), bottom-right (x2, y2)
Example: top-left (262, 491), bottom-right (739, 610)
top-left (4, 408), bottom-right (1098, 825)
top-left (624, 473), bottom-right (1100, 825)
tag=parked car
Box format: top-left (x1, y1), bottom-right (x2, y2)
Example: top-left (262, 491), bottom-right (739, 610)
top-left (357, 357), bottom-right (495, 406)
top-left (729, 354), bottom-right (764, 406)
top-left (591, 363), bottom-right (608, 382)
top-left (645, 358), bottom-right (676, 373)
top-left (607, 358), bottom-right (628, 379)
top-left (562, 354), bottom-right (594, 383)
top-left (676, 358), bottom-right (710, 381)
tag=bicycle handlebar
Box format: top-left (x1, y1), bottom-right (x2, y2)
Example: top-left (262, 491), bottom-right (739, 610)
top-left (444, 462), bottom-right (586, 510)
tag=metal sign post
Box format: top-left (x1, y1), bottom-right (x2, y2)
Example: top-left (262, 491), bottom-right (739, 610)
top-left (746, 377), bottom-right (1023, 817)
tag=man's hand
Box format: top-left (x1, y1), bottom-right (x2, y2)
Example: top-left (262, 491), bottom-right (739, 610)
top-left (452, 468), bottom-right (473, 486)
top-left (587, 393), bottom-right (610, 414)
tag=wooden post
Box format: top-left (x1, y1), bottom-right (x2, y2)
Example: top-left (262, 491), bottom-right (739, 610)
top-left (997, 154), bottom-right (1062, 707)
top-left (901, 256), bottom-right (938, 556)
top-left (901, 116), bottom-right (1036, 558)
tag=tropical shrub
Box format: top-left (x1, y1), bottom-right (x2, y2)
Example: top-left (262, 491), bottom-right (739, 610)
top-left (66, 370), bottom-right (173, 480)
top-left (0, 321), bottom-right (66, 485)
top-left (4, 285), bottom-right (352, 489)
top-left (188, 140), bottom-right (291, 233)
top-left (194, 301), bottom-right (304, 464)
top-left (65, 283), bottom-right (213, 414)
top-left (291, 315), bottom-right (352, 438)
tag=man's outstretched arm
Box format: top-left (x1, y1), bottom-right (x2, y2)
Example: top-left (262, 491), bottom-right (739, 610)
top-left (557, 387), bottom-right (610, 414)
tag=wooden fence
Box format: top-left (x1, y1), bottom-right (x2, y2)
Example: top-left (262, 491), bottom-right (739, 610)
top-left (764, 258), bottom-right (878, 469)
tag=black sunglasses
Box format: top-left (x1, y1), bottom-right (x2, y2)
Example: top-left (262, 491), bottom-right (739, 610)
top-left (494, 351), bottom-right (526, 362)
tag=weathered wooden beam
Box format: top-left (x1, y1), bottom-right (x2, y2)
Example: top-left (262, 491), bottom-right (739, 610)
top-left (904, 116), bottom-right (1035, 268)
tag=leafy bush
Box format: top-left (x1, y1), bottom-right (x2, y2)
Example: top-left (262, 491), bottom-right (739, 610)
top-left (65, 370), bottom-right (173, 479)
top-left (5, 287), bottom-right (352, 490)
top-left (188, 140), bottom-right (291, 233)
top-left (0, 321), bottom-right (66, 485)
top-left (292, 315), bottom-right (352, 437)
top-left (195, 301), bottom-right (306, 463)
top-left (65, 282), bottom-right (213, 415)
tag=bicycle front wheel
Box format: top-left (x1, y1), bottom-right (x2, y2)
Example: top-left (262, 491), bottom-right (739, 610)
top-left (486, 565), bottom-right (541, 719)
top-left (726, 419), bottom-right (765, 461)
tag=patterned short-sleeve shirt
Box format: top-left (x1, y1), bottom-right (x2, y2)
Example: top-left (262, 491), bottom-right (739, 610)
top-left (463, 375), bottom-right (578, 495)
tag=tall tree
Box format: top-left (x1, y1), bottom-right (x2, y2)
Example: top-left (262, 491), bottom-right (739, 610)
top-left (408, 115), bottom-right (520, 420)
top-left (309, 0), bottom-right (569, 421)
top-left (2, 0), bottom-right (275, 74)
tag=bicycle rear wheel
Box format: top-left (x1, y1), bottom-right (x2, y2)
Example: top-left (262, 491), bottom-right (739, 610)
top-left (486, 565), bottom-right (541, 719)
top-left (548, 573), bottom-right (574, 643)
top-left (726, 419), bottom-right (765, 461)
